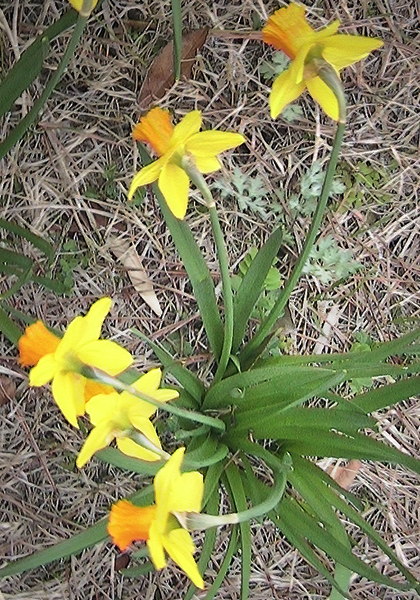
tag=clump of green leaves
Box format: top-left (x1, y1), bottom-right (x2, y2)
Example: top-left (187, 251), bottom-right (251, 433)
top-left (348, 332), bottom-right (375, 394)
top-left (302, 235), bottom-right (362, 285)
top-left (58, 240), bottom-right (89, 294)
top-left (289, 160), bottom-right (346, 217)
top-left (259, 51), bottom-right (289, 80)
top-left (337, 160), bottom-right (395, 211)
top-left (214, 167), bottom-right (279, 220)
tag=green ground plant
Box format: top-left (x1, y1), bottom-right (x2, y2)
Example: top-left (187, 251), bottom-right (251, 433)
top-left (0, 2), bottom-right (418, 600)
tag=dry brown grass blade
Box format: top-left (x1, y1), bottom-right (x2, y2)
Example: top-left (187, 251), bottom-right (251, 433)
top-left (138, 28), bottom-right (209, 110)
top-left (109, 236), bottom-right (162, 316)
top-left (0, 376), bottom-right (16, 406)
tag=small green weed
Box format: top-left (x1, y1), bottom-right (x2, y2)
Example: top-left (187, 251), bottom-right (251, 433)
top-left (58, 240), bottom-right (89, 294)
top-left (302, 235), bottom-right (361, 285)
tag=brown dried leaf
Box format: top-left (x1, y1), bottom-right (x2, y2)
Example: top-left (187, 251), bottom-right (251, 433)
top-left (109, 236), bottom-right (162, 317)
top-left (139, 28), bottom-right (209, 109)
top-left (114, 553), bottom-right (130, 571)
top-left (329, 460), bottom-right (362, 490)
top-left (0, 376), bottom-right (16, 406)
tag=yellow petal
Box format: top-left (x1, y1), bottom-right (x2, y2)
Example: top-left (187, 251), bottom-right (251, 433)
top-left (28, 353), bottom-right (56, 387)
top-left (55, 316), bottom-right (84, 360)
top-left (193, 156), bottom-right (221, 174)
top-left (69, 0), bottom-right (99, 13)
top-left (154, 447), bottom-right (186, 512)
top-left (80, 297), bottom-right (112, 344)
top-left (108, 500), bottom-right (156, 550)
top-left (76, 421), bottom-right (114, 468)
top-left (306, 75), bottom-right (340, 121)
top-left (76, 339), bottom-right (133, 375)
top-left (322, 34), bottom-right (383, 70)
top-left (269, 68), bottom-right (306, 119)
top-left (158, 163), bottom-right (190, 220)
top-left (167, 471), bottom-right (204, 513)
top-left (147, 521), bottom-right (167, 569)
top-left (117, 436), bottom-right (161, 462)
top-left (51, 371), bottom-right (85, 428)
top-left (185, 131), bottom-right (245, 158)
top-left (171, 111), bottom-right (202, 145)
top-left (133, 368), bottom-right (162, 394)
top-left (127, 157), bottom-right (166, 200)
top-left (18, 321), bottom-right (60, 367)
top-left (163, 529), bottom-right (204, 589)
top-left (132, 108), bottom-right (174, 156)
top-left (262, 3), bottom-right (314, 58)
top-left (85, 392), bottom-right (121, 426)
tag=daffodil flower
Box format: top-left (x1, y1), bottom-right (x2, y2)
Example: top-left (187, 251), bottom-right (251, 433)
top-left (128, 107), bottom-right (245, 219)
top-left (22, 298), bottom-right (133, 428)
top-left (262, 3), bottom-right (383, 120)
top-left (108, 447), bottom-right (204, 589)
top-left (76, 368), bottom-right (178, 468)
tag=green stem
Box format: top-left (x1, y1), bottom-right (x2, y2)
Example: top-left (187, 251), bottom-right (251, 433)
top-left (82, 366), bottom-right (226, 433)
top-left (0, 3), bottom-right (93, 159)
top-left (181, 156), bottom-right (234, 383)
top-left (240, 112), bottom-right (346, 368)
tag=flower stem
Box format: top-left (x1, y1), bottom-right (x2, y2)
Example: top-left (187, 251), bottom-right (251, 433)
top-left (181, 156), bottom-right (234, 383)
top-left (239, 104), bottom-right (346, 368)
top-left (82, 366), bottom-right (226, 433)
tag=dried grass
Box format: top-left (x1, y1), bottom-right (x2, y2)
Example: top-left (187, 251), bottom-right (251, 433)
top-left (0, 0), bottom-right (419, 598)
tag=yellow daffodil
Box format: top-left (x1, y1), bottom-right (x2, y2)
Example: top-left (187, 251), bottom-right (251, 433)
top-left (19, 321), bottom-right (113, 402)
top-left (24, 298), bottom-right (133, 428)
top-left (128, 107), bottom-right (245, 219)
top-left (262, 3), bottom-right (383, 120)
top-left (108, 447), bottom-right (204, 589)
top-left (76, 368), bottom-right (178, 467)
top-left (68, 0), bottom-right (99, 14)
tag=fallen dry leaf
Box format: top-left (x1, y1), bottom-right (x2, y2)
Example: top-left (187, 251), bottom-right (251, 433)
top-left (329, 460), bottom-right (362, 490)
top-left (109, 236), bottom-right (162, 316)
top-left (139, 28), bottom-right (208, 109)
top-left (0, 376), bottom-right (16, 406)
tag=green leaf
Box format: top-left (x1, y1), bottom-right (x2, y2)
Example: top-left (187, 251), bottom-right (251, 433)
top-left (203, 529), bottom-right (238, 600)
top-left (184, 485), bottom-right (220, 600)
top-left (0, 307), bottom-right (23, 344)
top-left (351, 376), bottom-right (420, 413)
top-left (0, 485), bottom-right (153, 578)
top-left (0, 218), bottom-right (54, 260)
top-left (275, 497), bottom-right (409, 591)
top-left (203, 365), bottom-right (343, 409)
top-left (232, 227), bottom-right (283, 351)
top-left (292, 456), bottom-right (419, 591)
top-left (131, 327), bottom-right (204, 403)
top-left (232, 407), bottom-right (375, 438)
top-left (285, 430), bottom-right (420, 474)
top-left (0, 10), bottom-right (78, 119)
top-left (96, 448), bottom-right (164, 475)
top-left (138, 147), bottom-right (224, 360)
top-left (0, 248), bottom-right (33, 269)
top-left (171, 0), bottom-right (183, 80)
top-left (272, 511), bottom-right (351, 598)
top-left (184, 433), bottom-right (229, 469)
top-left (225, 464), bottom-right (251, 600)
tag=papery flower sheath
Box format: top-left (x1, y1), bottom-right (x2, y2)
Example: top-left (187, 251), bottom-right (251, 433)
top-left (76, 368), bottom-right (178, 467)
top-left (128, 107), bottom-right (245, 219)
top-left (108, 447), bottom-right (204, 588)
top-left (22, 298), bottom-right (133, 428)
top-left (262, 3), bottom-right (383, 120)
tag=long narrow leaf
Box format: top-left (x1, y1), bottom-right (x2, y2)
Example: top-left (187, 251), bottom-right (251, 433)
top-left (0, 10), bottom-right (78, 118)
top-left (203, 529), bottom-right (238, 600)
top-left (0, 485), bottom-right (153, 578)
top-left (138, 146), bottom-right (223, 360)
top-left (0, 218), bottom-right (54, 260)
top-left (171, 0), bottom-right (183, 80)
top-left (225, 464), bottom-right (251, 600)
top-left (285, 430), bottom-right (420, 474)
top-left (351, 376), bottom-right (420, 413)
top-left (232, 227), bottom-right (283, 351)
top-left (203, 365), bottom-right (341, 409)
top-left (0, 307), bottom-right (22, 344)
